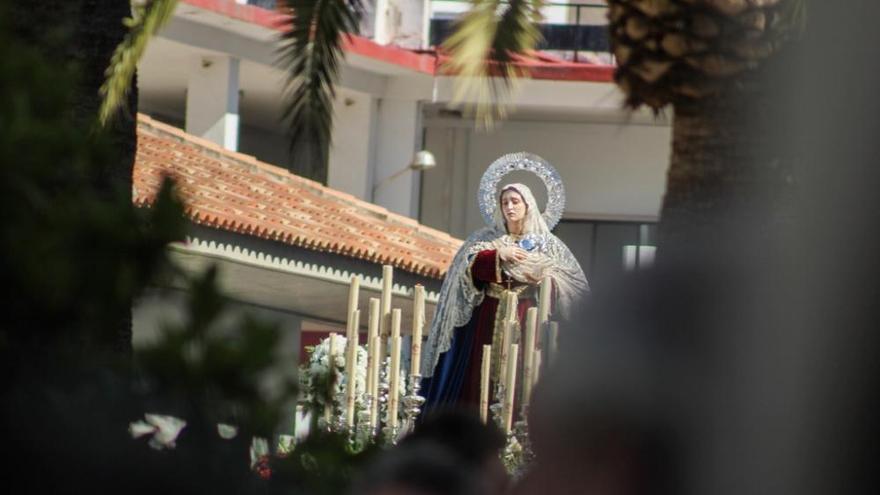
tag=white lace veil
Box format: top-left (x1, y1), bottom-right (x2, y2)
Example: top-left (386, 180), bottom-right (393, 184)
top-left (421, 183), bottom-right (589, 378)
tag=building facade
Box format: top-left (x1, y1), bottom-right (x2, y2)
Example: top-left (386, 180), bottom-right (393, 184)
top-left (137, 0), bottom-right (668, 313)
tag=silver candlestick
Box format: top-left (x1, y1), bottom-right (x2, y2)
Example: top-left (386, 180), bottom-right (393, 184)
top-left (377, 357), bottom-right (392, 442)
top-left (356, 393), bottom-right (375, 442)
top-left (401, 373), bottom-right (426, 433)
top-left (489, 381), bottom-right (505, 429)
top-left (333, 389), bottom-right (348, 433)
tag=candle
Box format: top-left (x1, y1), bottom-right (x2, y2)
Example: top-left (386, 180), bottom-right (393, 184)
top-left (347, 275), bottom-right (360, 335)
top-left (370, 335), bottom-right (381, 429)
top-left (533, 349), bottom-right (542, 386)
top-left (411, 285), bottom-right (425, 377)
top-left (548, 321), bottom-right (559, 366)
top-left (505, 290), bottom-right (518, 321)
top-left (547, 321), bottom-right (559, 366)
top-left (380, 265), bottom-right (393, 337)
top-left (499, 318), bottom-right (511, 388)
top-left (480, 345), bottom-right (492, 424)
top-left (388, 309), bottom-right (402, 429)
top-left (325, 332), bottom-right (338, 423)
top-left (538, 276), bottom-right (552, 346)
top-left (504, 343), bottom-right (519, 434)
top-left (498, 291), bottom-right (518, 387)
top-left (522, 307), bottom-right (538, 409)
top-left (366, 298), bottom-right (380, 411)
top-left (378, 266), bottom-right (393, 387)
top-left (345, 309), bottom-right (360, 427)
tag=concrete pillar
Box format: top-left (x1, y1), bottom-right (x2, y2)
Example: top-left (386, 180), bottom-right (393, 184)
top-left (328, 90), bottom-right (377, 200)
top-left (375, 0), bottom-right (429, 48)
top-left (372, 98), bottom-right (422, 218)
top-left (185, 55), bottom-right (240, 151)
top-left (374, 0), bottom-right (392, 45)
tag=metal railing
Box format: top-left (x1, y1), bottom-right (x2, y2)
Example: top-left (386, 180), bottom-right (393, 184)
top-left (430, 1), bottom-right (610, 61)
top-left (241, 1), bottom-right (610, 61)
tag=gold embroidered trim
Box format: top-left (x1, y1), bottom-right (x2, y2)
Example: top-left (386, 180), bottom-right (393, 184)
top-left (486, 283), bottom-right (531, 300)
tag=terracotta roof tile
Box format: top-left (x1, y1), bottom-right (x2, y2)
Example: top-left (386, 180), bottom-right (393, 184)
top-left (134, 114), bottom-right (462, 278)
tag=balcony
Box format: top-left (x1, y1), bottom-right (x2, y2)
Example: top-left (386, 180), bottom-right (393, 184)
top-left (430, 0), bottom-right (610, 62)
top-left (240, 0), bottom-right (277, 9)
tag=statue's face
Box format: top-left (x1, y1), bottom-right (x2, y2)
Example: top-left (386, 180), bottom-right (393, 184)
top-left (500, 189), bottom-right (527, 225)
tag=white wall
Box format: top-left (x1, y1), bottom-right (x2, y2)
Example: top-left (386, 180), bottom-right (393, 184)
top-left (133, 287), bottom-right (303, 400)
top-left (328, 90), bottom-right (377, 200)
top-left (421, 115), bottom-right (672, 238)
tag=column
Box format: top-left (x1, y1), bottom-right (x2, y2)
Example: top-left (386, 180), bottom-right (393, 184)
top-left (372, 97), bottom-right (422, 218)
top-left (328, 90), bottom-right (377, 200)
top-left (185, 55), bottom-right (240, 151)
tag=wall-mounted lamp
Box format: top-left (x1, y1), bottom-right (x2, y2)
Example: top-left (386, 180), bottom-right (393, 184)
top-left (373, 150), bottom-right (437, 194)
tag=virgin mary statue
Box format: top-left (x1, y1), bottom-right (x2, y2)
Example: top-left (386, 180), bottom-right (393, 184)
top-left (420, 152), bottom-right (589, 410)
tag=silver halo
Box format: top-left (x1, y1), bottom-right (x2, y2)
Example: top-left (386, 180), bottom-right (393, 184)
top-left (478, 152), bottom-right (565, 230)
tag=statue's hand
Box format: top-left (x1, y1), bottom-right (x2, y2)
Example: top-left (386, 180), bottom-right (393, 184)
top-left (499, 246), bottom-right (528, 264)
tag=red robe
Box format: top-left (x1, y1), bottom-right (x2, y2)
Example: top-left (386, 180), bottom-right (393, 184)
top-left (458, 249), bottom-right (538, 407)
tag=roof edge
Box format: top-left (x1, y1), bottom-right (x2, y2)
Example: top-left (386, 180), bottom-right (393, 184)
top-left (178, 0), bottom-right (614, 83)
top-left (136, 113), bottom-right (462, 246)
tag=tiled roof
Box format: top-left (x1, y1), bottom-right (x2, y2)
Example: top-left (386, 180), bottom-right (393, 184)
top-left (134, 114), bottom-right (462, 278)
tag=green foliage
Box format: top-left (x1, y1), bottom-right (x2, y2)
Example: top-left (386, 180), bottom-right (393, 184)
top-left (99, 0), bottom-right (179, 125)
top-left (1, 3), bottom-right (295, 484)
top-left (443, 0), bottom-right (544, 127)
top-left (277, 0), bottom-right (364, 181)
top-left (0, 6), bottom-right (184, 363)
top-left (1, 5), bottom-right (375, 491)
top-left (135, 266), bottom-right (298, 437)
top-left (267, 428), bottom-right (379, 495)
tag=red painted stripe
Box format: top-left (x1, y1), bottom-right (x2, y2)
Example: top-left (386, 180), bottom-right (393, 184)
top-left (180, 0), bottom-right (285, 28)
top-left (178, 0), bottom-right (614, 83)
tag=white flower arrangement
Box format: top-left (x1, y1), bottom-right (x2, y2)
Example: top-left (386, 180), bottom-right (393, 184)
top-left (301, 335), bottom-right (408, 428)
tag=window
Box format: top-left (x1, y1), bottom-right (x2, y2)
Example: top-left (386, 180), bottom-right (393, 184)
top-left (554, 219), bottom-right (657, 290)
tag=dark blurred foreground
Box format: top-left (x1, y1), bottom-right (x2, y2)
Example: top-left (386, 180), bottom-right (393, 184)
top-left (2, 1), bottom-right (879, 495)
top-left (518, 2), bottom-right (880, 494)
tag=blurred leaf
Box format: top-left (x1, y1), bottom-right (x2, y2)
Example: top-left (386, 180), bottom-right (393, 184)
top-left (276, 0), bottom-right (364, 181)
top-left (443, 0), bottom-right (543, 127)
top-left (99, 0), bottom-right (179, 125)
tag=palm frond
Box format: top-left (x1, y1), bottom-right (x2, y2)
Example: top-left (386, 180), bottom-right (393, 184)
top-left (443, 0), bottom-right (543, 127)
top-left (781, 0), bottom-right (807, 38)
top-left (99, 0), bottom-right (178, 126)
top-left (277, 0), bottom-right (363, 181)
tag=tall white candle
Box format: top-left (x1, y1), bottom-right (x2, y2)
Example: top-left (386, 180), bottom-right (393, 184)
top-left (538, 276), bottom-right (552, 346)
top-left (498, 291), bottom-right (518, 387)
top-left (504, 343), bottom-right (519, 434)
top-left (325, 332), bottom-right (338, 423)
top-left (410, 285), bottom-right (425, 377)
top-left (388, 309), bottom-right (402, 429)
top-left (378, 266), bottom-right (393, 390)
top-left (370, 335), bottom-right (381, 429)
top-left (380, 265), bottom-right (393, 337)
top-left (347, 275), bottom-right (360, 334)
top-left (366, 298), bottom-right (380, 410)
top-left (499, 318), bottom-right (511, 388)
top-left (548, 321), bottom-right (559, 366)
top-left (480, 345), bottom-right (492, 424)
top-left (345, 309), bottom-right (360, 427)
top-left (533, 349), bottom-right (542, 387)
top-left (522, 307), bottom-right (538, 409)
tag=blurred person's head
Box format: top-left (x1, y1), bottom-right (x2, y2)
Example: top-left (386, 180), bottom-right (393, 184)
top-left (349, 440), bottom-right (479, 495)
top-left (515, 271), bottom-right (687, 495)
top-left (404, 408), bottom-right (508, 494)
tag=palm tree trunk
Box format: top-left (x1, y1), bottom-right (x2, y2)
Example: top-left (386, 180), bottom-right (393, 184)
top-left (10, 0), bottom-right (137, 357)
top-left (74, 1), bottom-right (139, 357)
top-left (657, 66), bottom-right (797, 268)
